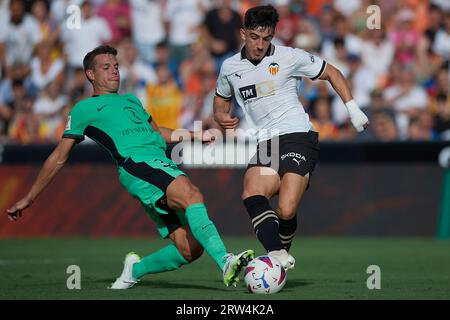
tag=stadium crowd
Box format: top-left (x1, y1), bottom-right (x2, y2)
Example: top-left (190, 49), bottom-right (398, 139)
top-left (0, 0), bottom-right (449, 144)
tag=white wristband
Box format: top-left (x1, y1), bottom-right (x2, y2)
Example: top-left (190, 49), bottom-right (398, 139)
top-left (345, 99), bottom-right (359, 112)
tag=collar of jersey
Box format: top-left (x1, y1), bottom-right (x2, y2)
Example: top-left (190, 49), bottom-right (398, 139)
top-left (241, 44), bottom-right (275, 66)
top-left (92, 93), bottom-right (119, 97)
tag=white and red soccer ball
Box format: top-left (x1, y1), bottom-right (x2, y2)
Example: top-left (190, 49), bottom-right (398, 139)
top-left (244, 255), bottom-right (287, 294)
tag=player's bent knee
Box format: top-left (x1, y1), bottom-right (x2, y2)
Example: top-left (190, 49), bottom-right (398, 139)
top-left (277, 203), bottom-right (297, 220)
top-left (185, 186), bottom-right (204, 207)
top-left (178, 242), bottom-right (204, 262)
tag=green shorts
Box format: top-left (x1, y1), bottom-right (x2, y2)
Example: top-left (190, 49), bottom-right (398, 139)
top-left (118, 156), bottom-right (188, 238)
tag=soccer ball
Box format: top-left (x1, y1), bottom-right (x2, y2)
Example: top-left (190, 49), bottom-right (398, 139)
top-left (244, 255), bottom-right (287, 294)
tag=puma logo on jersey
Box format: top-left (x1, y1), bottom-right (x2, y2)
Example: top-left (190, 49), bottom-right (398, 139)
top-left (235, 73), bottom-right (242, 79)
top-left (281, 152), bottom-right (307, 165)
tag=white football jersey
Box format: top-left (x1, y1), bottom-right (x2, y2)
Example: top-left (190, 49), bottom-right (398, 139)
top-left (216, 45), bottom-right (326, 142)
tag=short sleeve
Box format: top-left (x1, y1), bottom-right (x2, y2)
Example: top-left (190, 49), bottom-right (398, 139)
top-left (215, 64), bottom-right (233, 99)
top-left (62, 104), bottom-right (87, 141)
top-left (292, 48), bottom-right (327, 80)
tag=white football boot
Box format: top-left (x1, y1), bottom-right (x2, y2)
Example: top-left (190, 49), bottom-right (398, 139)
top-left (222, 249), bottom-right (255, 287)
top-left (268, 249), bottom-right (295, 270)
top-left (109, 252), bottom-right (141, 289)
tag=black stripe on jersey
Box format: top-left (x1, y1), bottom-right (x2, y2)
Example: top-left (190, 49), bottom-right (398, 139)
top-left (84, 125), bottom-right (126, 166)
top-left (215, 90), bottom-right (232, 100)
top-left (310, 61), bottom-right (327, 81)
top-left (122, 158), bottom-right (175, 193)
top-left (62, 133), bottom-right (84, 142)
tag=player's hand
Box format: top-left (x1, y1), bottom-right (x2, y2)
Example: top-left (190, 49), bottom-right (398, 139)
top-left (6, 197), bottom-right (32, 221)
top-left (345, 101), bottom-right (370, 133)
top-left (214, 111), bottom-right (239, 129)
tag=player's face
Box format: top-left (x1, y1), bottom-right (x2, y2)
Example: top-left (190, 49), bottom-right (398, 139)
top-left (241, 26), bottom-right (274, 61)
top-left (89, 54), bottom-right (120, 93)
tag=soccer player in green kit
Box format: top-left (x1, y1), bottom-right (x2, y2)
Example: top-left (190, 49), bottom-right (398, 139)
top-left (6, 46), bottom-right (254, 289)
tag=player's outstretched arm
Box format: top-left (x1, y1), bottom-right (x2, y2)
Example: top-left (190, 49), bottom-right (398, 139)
top-left (213, 95), bottom-right (239, 130)
top-left (6, 138), bottom-right (77, 221)
top-left (319, 63), bottom-right (369, 132)
top-left (149, 120), bottom-right (215, 144)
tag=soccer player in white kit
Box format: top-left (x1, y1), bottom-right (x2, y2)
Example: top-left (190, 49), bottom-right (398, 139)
top-left (213, 5), bottom-right (369, 270)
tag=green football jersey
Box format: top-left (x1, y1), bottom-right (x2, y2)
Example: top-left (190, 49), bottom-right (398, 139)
top-left (63, 93), bottom-right (167, 165)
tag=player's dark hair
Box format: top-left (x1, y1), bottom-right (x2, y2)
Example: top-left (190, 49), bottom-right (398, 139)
top-left (83, 45), bottom-right (117, 72)
top-left (244, 5), bottom-right (279, 30)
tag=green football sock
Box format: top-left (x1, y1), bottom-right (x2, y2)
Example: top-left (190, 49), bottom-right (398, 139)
top-left (185, 203), bottom-right (228, 270)
top-left (132, 244), bottom-right (188, 279)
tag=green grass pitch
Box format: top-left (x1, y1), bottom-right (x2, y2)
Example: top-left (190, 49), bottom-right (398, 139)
top-left (1, 237), bottom-right (449, 300)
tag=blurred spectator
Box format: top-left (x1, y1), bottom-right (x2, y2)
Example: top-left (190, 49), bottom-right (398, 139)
top-left (310, 97), bottom-right (339, 140)
top-left (273, 0), bottom-right (300, 47)
top-left (424, 3), bottom-right (445, 46)
top-left (347, 0), bottom-right (372, 36)
top-left (30, 40), bottom-right (65, 92)
top-left (333, 0), bottom-right (360, 18)
top-left (31, 0), bottom-right (60, 48)
top-left (164, 0), bottom-right (210, 71)
top-left (8, 94), bottom-right (42, 144)
top-left (0, 0), bottom-right (42, 75)
top-left (0, 62), bottom-right (32, 106)
top-left (346, 53), bottom-right (376, 109)
top-left (60, 0), bottom-right (111, 69)
top-left (433, 93), bottom-right (450, 139)
top-left (432, 11), bottom-right (450, 60)
top-left (117, 38), bottom-right (157, 102)
top-left (430, 67), bottom-right (450, 99)
top-left (33, 79), bottom-right (67, 141)
top-left (317, 3), bottom-right (335, 44)
top-left (370, 109), bottom-right (400, 142)
top-left (368, 88), bottom-right (386, 112)
top-left (432, 0), bottom-right (450, 12)
top-left (294, 13), bottom-right (321, 51)
top-left (203, 0), bottom-right (242, 71)
top-left (305, 0), bottom-right (333, 19)
top-left (408, 110), bottom-right (440, 141)
top-left (389, 8), bottom-right (420, 66)
top-left (0, 78), bottom-right (27, 138)
top-left (360, 28), bottom-right (395, 87)
top-left (152, 41), bottom-right (181, 88)
top-left (239, 0), bottom-right (264, 19)
top-left (180, 42), bottom-right (217, 129)
top-left (183, 68), bottom-right (217, 131)
top-left (97, 0), bottom-right (131, 46)
top-left (414, 35), bottom-right (444, 84)
top-left (321, 14), bottom-right (363, 62)
top-left (179, 42), bottom-right (216, 97)
top-left (50, 0), bottom-right (84, 25)
top-left (325, 37), bottom-right (349, 75)
top-left (336, 121), bottom-right (358, 141)
top-left (0, 0), bottom-right (9, 24)
top-left (66, 67), bottom-right (92, 103)
top-left (328, 51), bottom-right (375, 129)
top-left (130, 0), bottom-right (165, 64)
top-left (145, 63), bottom-right (183, 130)
top-left (383, 66), bottom-right (429, 139)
